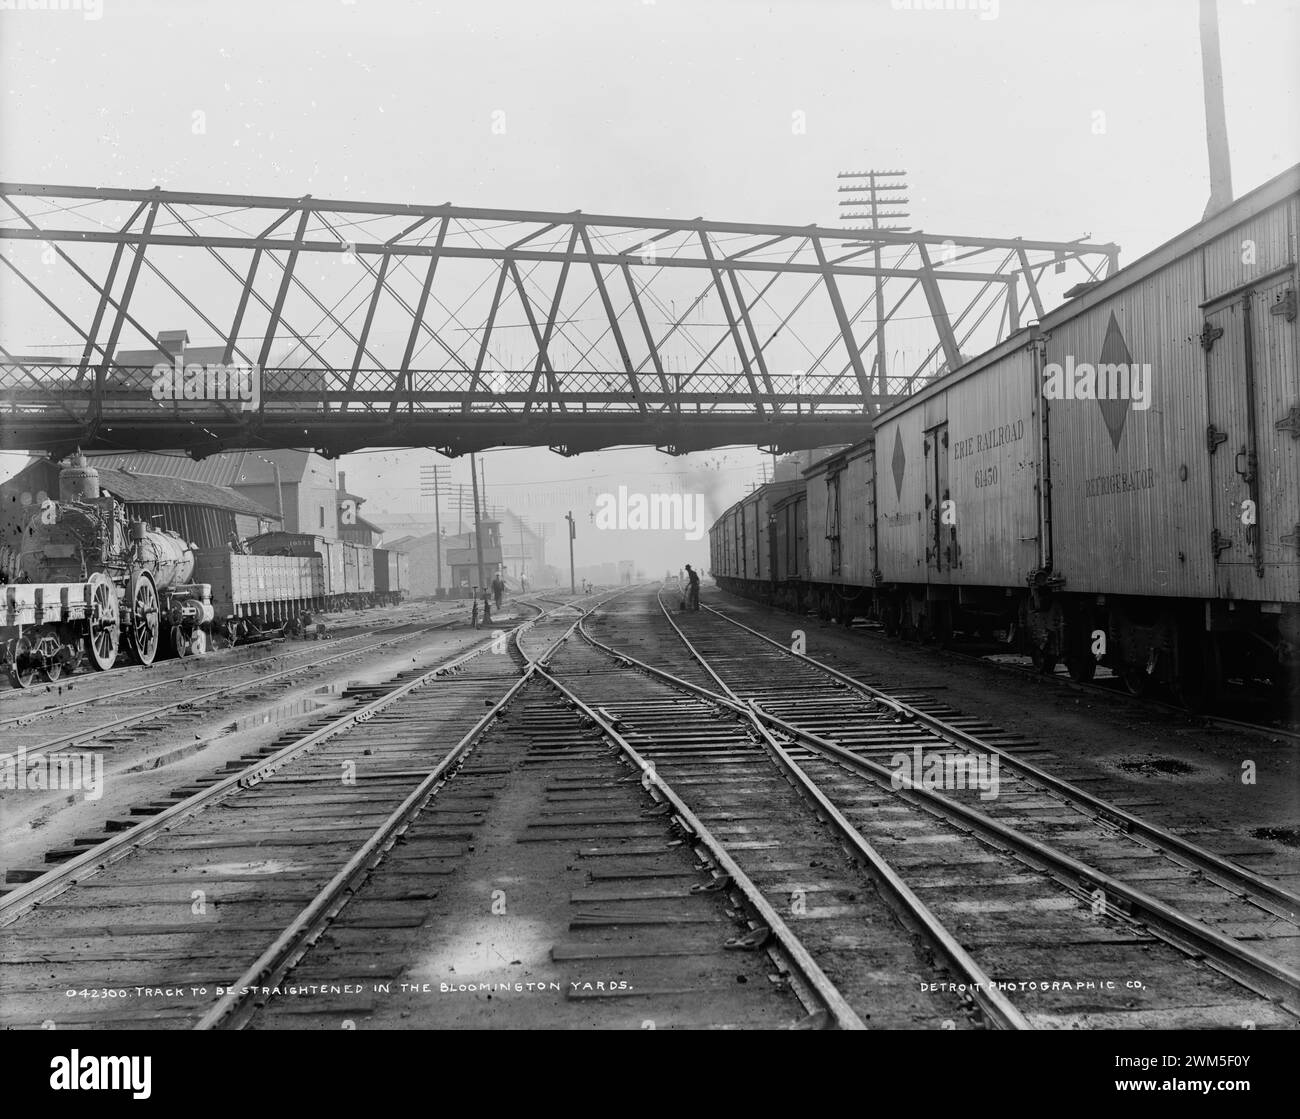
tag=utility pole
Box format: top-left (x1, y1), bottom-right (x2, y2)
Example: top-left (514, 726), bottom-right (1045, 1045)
top-left (1199, 0), bottom-right (1233, 218)
top-left (470, 452), bottom-right (487, 608)
top-left (241, 452), bottom-right (286, 533)
top-left (419, 462), bottom-right (449, 594)
top-left (837, 168), bottom-right (909, 397)
top-left (565, 510), bottom-right (576, 594)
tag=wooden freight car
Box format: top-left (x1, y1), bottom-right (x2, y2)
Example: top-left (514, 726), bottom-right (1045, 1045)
top-left (770, 487), bottom-right (807, 609)
top-left (372, 547), bottom-right (408, 604)
top-left (246, 532), bottom-right (377, 609)
top-left (194, 550), bottom-right (320, 636)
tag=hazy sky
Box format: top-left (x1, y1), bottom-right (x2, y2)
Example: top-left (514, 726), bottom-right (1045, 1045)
top-left (2, 0), bottom-right (1298, 571)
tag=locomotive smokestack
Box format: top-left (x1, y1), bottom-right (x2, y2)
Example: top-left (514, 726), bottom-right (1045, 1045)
top-left (59, 452), bottom-right (101, 502)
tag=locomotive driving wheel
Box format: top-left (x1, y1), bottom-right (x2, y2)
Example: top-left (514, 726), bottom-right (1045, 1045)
top-left (83, 572), bottom-right (119, 672)
top-left (8, 635), bottom-right (37, 688)
top-left (126, 570), bottom-right (161, 667)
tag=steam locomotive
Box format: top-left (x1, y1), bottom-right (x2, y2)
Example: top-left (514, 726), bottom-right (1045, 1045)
top-left (0, 455), bottom-right (214, 686)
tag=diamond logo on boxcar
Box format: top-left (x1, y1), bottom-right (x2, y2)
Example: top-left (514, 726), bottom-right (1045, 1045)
top-left (891, 427), bottom-right (906, 500)
top-left (1098, 312), bottom-right (1132, 451)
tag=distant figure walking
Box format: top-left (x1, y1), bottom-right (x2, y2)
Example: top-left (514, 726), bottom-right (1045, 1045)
top-left (491, 573), bottom-right (505, 610)
top-left (685, 564), bottom-right (700, 612)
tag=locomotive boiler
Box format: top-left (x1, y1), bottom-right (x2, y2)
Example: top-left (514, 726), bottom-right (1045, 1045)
top-left (0, 455), bottom-right (213, 686)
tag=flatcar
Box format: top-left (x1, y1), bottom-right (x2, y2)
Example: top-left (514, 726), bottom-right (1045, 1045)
top-left (710, 163), bottom-right (1300, 706)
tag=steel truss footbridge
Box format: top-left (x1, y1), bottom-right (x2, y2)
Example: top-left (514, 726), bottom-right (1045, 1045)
top-left (0, 183), bottom-right (1118, 458)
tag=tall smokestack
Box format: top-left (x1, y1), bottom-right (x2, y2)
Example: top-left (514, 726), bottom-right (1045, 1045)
top-left (1199, 0), bottom-right (1234, 219)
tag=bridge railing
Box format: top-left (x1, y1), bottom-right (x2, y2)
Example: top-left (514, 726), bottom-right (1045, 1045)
top-left (0, 362), bottom-right (918, 420)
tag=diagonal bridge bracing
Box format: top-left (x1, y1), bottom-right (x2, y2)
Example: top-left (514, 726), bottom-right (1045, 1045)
top-left (0, 183), bottom-right (1119, 458)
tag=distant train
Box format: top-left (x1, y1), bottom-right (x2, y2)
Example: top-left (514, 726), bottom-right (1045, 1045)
top-left (711, 166), bottom-right (1300, 709)
top-left (0, 457), bottom-right (407, 686)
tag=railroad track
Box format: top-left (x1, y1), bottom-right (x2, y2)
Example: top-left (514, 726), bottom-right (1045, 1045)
top-left (730, 588), bottom-right (1298, 744)
top-left (0, 589), bottom-right (858, 1030)
top-left (0, 601), bottom-right (465, 710)
top-left (8, 584), bottom-right (1293, 1030)
top-left (0, 614), bottom-right (470, 758)
top-left (0, 596), bottom-right (565, 1026)
top-left (546, 586), bottom-right (1300, 1028)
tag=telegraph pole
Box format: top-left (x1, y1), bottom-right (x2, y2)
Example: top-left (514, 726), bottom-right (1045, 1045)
top-left (565, 510), bottom-right (576, 594)
top-left (837, 168), bottom-right (909, 396)
top-left (470, 452), bottom-right (488, 607)
top-left (419, 462), bottom-right (449, 594)
top-left (1199, 0), bottom-right (1233, 218)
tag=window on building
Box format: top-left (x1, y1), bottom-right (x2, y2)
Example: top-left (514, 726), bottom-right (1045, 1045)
top-left (319, 507), bottom-right (325, 528)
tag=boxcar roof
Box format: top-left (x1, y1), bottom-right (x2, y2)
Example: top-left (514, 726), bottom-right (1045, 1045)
top-left (802, 437), bottom-right (875, 477)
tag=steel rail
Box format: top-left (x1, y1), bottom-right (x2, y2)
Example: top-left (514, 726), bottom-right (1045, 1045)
top-left (576, 612), bottom-right (1030, 1029)
top-left (0, 610), bottom-right (460, 729)
top-left (697, 601), bottom-right (1300, 918)
top-left (0, 603), bottom-right (550, 924)
top-left (12, 616), bottom-right (465, 756)
top-left (612, 593), bottom-right (1300, 1014)
top-left (531, 661), bottom-right (869, 1031)
top-left (196, 590), bottom-right (629, 1029)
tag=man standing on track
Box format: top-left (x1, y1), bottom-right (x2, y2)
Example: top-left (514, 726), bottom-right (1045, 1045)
top-left (491, 572), bottom-right (505, 611)
top-left (685, 564), bottom-right (700, 612)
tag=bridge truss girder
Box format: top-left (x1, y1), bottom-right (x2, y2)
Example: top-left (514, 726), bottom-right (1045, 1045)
top-left (0, 183), bottom-right (1119, 457)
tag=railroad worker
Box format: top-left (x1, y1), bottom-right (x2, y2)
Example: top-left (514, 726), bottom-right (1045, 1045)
top-left (491, 573), bottom-right (505, 610)
top-left (471, 589), bottom-right (480, 630)
top-left (685, 564), bottom-right (700, 611)
top-left (483, 587), bottom-right (493, 625)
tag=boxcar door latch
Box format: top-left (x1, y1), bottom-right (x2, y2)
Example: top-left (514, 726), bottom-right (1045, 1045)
top-left (1199, 322), bottom-right (1224, 351)
top-left (1268, 287), bottom-right (1296, 323)
top-left (1206, 424), bottom-right (1229, 453)
top-left (1210, 529), bottom-right (1234, 558)
top-left (1275, 403), bottom-right (1300, 439)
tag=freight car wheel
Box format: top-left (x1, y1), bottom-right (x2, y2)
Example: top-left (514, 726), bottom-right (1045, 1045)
top-left (42, 657), bottom-right (64, 683)
top-left (1121, 664), bottom-right (1150, 697)
top-left (83, 572), bottom-right (119, 671)
top-left (1029, 646), bottom-right (1058, 675)
top-left (1064, 654), bottom-right (1097, 683)
top-left (173, 626), bottom-right (191, 659)
top-left (8, 635), bottom-right (36, 688)
top-left (126, 570), bottom-right (161, 667)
